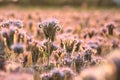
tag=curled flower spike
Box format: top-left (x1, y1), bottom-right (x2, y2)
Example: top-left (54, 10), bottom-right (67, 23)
top-left (38, 18), bottom-right (61, 41)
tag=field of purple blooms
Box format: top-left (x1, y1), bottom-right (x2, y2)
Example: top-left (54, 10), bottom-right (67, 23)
top-left (0, 7), bottom-right (120, 80)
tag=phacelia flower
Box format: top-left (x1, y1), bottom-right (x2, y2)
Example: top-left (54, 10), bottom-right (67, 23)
top-left (38, 18), bottom-right (61, 41)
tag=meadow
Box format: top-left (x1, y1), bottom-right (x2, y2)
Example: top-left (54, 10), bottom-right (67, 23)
top-left (0, 7), bottom-right (120, 80)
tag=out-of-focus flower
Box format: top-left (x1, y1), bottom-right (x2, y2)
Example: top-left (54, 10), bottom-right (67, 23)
top-left (84, 49), bottom-right (93, 61)
top-left (1, 28), bottom-right (8, 38)
top-left (61, 68), bottom-right (75, 80)
top-left (0, 21), bottom-right (9, 28)
top-left (50, 68), bottom-right (61, 80)
top-left (62, 58), bottom-right (72, 67)
top-left (61, 39), bottom-right (77, 57)
top-left (14, 20), bottom-right (24, 28)
top-left (17, 30), bottom-right (26, 43)
top-left (106, 22), bottom-right (116, 35)
top-left (28, 20), bottom-right (33, 30)
top-left (72, 54), bottom-right (83, 73)
top-left (11, 43), bottom-right (24, 55)
top-left (40, 73), bottom-right (51, 80)
top-left (75, 40), bottom-right (83, 52)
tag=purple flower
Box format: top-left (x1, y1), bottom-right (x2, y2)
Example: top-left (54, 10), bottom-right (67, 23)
top-left (38, 18), bottom-right (61, 41)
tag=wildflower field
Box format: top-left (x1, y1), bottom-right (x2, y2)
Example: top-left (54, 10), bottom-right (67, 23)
top-left (0, 7), bottom-right (120, 80)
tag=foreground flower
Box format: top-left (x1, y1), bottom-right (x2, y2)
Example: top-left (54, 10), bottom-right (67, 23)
top-left (38, 18), bottom-right (61, 42)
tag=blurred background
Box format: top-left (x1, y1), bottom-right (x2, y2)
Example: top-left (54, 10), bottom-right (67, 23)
top-left (0, 0), bottom-right (120, 7)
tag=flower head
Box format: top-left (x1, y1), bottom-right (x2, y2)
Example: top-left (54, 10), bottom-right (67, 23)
top-left (11, 43), bottom-right (24, 54)
top-left (14, 20), bottom-right (24, 28)
top-left (38, 18), bottom-right (61, 41)
top-left (106, 22), bottom-right (116, 35)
